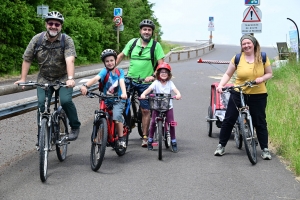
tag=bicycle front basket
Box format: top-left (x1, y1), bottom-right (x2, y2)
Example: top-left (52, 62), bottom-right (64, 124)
top-left (149, 93), bottom-right (171, 111)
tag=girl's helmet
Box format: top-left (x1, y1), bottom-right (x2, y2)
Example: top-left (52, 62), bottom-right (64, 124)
top-left (139, 19), bottom-right (155, 30)
top-left (156, 62), bottom-right (172, 72)
top-left (45, 11), bottom-right (64, 24)
top-left (100, 49), bottom-right (117, 62)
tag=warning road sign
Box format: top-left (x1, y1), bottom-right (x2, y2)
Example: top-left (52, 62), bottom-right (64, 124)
top-left (243, 6), bottom-right (261, 22)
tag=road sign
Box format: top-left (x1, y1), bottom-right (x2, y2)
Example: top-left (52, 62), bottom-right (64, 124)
top-left (245, 0), bottom-right (260, 6)
top-left (241, 22), bottom-right (262, 34)
top-left (114, 8), bottom-right (122, 16)
top-left (209, 16), bottom-right (214, 22)
top-left (208, 21), bottom-right (215, 31)
top-left (113, 16), bottom-right (122, 26)
top-left (243, 6), bottom-right (261, 22)
top-left (114, 23), bottom-right (124, 31)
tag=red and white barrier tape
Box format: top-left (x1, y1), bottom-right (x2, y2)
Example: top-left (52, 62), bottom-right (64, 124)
top-left (197, 58), bottom-right (230, 64)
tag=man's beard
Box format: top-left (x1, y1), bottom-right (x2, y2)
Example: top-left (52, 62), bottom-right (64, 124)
top-left (47, 30), bottom-right (60, 38)
top-left (140, 34), bottom-right (152, 43)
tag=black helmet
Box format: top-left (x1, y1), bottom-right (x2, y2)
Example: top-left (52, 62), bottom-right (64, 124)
top-left (139, 19), bottom-right (155, 30)
top-left (100, 49), bottom-right (117, 62)
top-left (45, 11), bottom-right (64, 24)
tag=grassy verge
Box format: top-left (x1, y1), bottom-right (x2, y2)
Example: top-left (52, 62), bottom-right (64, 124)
top-left (266, 60), bottom-right (300, 176)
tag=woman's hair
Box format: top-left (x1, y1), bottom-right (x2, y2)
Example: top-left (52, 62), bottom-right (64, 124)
top-left (157, 68), bottom-right (172, 82)
top-left (240, 35), bottom-right (262, 75)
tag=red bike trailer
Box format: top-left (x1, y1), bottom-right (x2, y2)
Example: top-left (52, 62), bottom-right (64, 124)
top-left (206, 82), bottom-right (233, 137)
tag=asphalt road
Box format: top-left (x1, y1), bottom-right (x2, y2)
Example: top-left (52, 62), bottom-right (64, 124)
top-left (1, 43), bottom-right (299, 200)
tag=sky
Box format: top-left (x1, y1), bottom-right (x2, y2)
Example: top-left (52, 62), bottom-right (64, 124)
top-left (149, 0), bottom-right (300, 48)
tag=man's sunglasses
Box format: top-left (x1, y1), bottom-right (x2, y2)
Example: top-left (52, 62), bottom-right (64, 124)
top-left (47, 22), bottom-right (61, 27)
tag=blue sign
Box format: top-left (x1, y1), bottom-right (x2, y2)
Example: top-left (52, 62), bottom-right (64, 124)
top-left (245, 0), bottom-right (260, 6)
top-left (209, 17), bottom-right (214, 22)
top-left (114, 8), bottom-right (122, 16)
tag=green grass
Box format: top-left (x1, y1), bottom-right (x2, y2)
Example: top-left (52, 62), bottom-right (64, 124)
top-left (266, 60), bottom-right (300, 176)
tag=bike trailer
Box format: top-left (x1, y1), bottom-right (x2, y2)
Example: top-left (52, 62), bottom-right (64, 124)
top-left (206, 82), bottom-right (233, 137)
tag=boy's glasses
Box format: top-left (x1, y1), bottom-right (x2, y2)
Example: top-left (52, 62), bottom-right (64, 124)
top-left (138, 47), bottom-right (144, 56)
top-left (47, 22), bottom-right (61, 27)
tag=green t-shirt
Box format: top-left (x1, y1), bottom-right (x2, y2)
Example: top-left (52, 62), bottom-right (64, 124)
top-left (122, 38), bottom-right (165, 79)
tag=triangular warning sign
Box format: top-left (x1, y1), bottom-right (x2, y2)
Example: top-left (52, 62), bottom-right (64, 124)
top-left (243, 6), bottom-right (261, 22)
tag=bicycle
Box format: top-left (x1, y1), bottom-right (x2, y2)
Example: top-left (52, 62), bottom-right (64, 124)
top-left (124, 76), bottom-right (146, 137)
top-left (147, 93), bottom-right (177, 160)
top-left (86, 91), bottom-right (129, 172)
top-left (18, 81), bottom-right (69, 182)
top-left (222, 81), bottom-right (258, 164)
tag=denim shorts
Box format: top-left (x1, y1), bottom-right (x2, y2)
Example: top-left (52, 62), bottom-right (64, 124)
top-left (112, 101), bottom-right (125, 123)
top-left (132, 82), bottom-right (151, 110)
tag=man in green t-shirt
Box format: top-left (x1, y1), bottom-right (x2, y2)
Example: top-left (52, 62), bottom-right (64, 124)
top-left (116, 19), bottom-right (165, 147)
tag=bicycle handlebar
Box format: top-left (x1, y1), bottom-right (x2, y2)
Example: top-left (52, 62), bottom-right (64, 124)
top-left (86, 91), bottom-right (120, 100)
top-left (222, 81), bottom-right (257, 92)
top-left (18, 80), bottom-right (67, 88)
top-left (125, 76), bottom-right (146, 84)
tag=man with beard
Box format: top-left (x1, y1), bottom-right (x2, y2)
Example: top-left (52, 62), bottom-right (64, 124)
top-left (116, 19), bottom-right (165, 147)
top-left (15, 11), bottom-right (81, 146)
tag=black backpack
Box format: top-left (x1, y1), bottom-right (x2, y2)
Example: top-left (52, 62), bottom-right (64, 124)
top-left (128, 38), bottom-right (158, 70)
top-left (33, 31), bottom-right (66, 57)
top-left (234, 52), bottom-right (267, 67)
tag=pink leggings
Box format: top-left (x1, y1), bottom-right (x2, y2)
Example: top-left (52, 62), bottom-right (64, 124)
top-left (149, 108), bottom-right (176, 140)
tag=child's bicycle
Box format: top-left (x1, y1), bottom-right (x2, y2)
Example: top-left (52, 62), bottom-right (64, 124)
top-left (86, 91), bottom-right (129, 172)
top-left (222, 81), bottom-right (258, 165)
top-left (18, 81), bottom-right (69, 182)
top-left (148, 93), bottom-right (177, 160)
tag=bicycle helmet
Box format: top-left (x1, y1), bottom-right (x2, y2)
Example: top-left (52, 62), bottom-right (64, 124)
top-left (45, 11), bottom-right (64, 24)
top-left (100, 49), bottom-right (117, 62)
top-left (139, 19), bottom-right (155, 30)
top-left (156, 62), bottom-right (172, 72)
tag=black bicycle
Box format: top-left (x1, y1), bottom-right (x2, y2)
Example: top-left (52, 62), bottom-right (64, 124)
top-left (222, 81), bottom-right (258, 165)
top-left (18, 81), bottom-right (69, 182)
top-left (124, 76), bottom-right (146, 137)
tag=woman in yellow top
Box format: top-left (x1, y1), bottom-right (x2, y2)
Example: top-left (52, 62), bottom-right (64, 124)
top-left (214, 34), bottom-right (273, 160)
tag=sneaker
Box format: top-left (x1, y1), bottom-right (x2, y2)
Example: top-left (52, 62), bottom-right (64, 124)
top-left (261, 148), bottom-right (272, 160)
top-left (68, 128), bottom-right (80, 141)
top-left (118, 140), bottom-right (126, 148)
top-left (147, 141), bottom-right (153, 150)
top-left (171, 142), bottom-right (178, 153)
top-left (141, 136), bottom-right (148, 147)
top-left (214, 144), bottom-right (225, 156)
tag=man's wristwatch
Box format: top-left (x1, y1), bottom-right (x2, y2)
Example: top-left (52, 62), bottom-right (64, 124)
top-left (68, 76), bottom-right (74, 81)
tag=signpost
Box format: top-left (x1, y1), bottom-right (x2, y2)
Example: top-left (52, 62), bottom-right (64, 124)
top-left (37, 4), bottom-right (49, 18)
top-left (208, 16), bottom-right (214, 44)
top-left (241, 4), bottom-right (262, 35)
top-left (113, 12), bottom-right (123, 51)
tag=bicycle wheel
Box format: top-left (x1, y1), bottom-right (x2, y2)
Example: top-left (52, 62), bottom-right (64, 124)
top-left (39, 118), bottom-right (49, 182)
top-left (115, 126), bottom-right (128, 156)
top-left (239, 113), bottom-right (257, 164)
top-left (90, 118), bottom-right (108, 171)
top-left (137, 106), bottom-right (143, 138)
top-left (158, 120), bottom-right (163, 160)
top-left (164, 123), bottom-right (170, 149)
top-left (55, 110), bottom-right (68, 161)
top-left (207, 106), bottom-right (213, 137)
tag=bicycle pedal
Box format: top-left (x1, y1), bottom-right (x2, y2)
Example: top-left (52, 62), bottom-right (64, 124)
top-left (152, 142), bottom-right (158, 146)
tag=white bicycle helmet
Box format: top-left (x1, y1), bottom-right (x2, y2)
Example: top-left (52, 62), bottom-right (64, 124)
top-left (45, 11), bottom-right (64, 24)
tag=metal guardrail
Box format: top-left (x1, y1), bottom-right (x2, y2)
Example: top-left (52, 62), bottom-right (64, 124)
top-left (0, 42), bottom-right (214, 120)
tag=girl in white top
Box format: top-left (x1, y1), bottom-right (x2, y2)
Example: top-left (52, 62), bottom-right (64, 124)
top-left (140, 62), bottom-right (181, 152)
